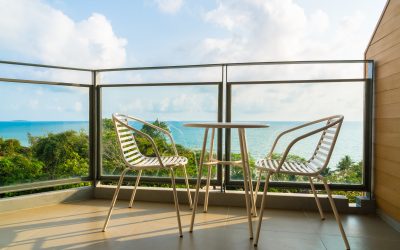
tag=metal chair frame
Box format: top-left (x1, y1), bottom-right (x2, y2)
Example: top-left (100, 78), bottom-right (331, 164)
top-left (102, 113), bottom-right (193, 237)
top-left (253, 115), bottom-right (350, 249)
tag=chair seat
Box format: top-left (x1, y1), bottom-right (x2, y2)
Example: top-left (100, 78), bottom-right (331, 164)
top-left (255, 158), bottom-right (317, 175)
top-left (134, 155), bottom-right (188, 168)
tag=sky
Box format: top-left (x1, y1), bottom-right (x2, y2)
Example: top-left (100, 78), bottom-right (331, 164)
top-left (0, 0), bottom-right (387, 121)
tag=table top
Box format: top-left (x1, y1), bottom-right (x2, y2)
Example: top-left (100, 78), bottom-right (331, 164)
top-left (183, 122), bottom-right (269, 128)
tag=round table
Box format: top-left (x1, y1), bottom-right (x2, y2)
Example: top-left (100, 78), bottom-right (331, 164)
top-left (184, 122), bottom-right (269, 239)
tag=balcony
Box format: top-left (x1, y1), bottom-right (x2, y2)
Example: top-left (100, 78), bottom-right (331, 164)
top-left (0, 58), bottom-right (398, 249)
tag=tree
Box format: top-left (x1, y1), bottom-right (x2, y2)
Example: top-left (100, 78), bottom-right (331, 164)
top-left (0, 138), bottom-right (30, 156)
top-left (102, 119), bottom-right (125, 175)
top-left (141, 119), bottom-right (170, 140)
top-left (337, 155), bottom-right (353, 171)
top-left (29, 131), bottom-right (89, 179)
top-left (0, 154), bottom-right (43, 185)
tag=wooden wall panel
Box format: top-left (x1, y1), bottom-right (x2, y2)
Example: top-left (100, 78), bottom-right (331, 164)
top-left (375, 102), bottom-right (400, 118)
top-left (371, 1), bottom-right (400, 44)
top-left (375, 132), bottom-right (400, 148)
top-left (375, 157), bottom-right (400, 179)
top-left (376, 197), bottom-right (400, 221)
top-left (375, 57), bottom-right (400, 79)
top-left (375, 71), bottom-right (400, 92)
top-left (375, 118), bottom-right (400, 133)
top-left (371, 12), bottom-right (400, 44)
top-left (370, 42), bottom-right (400, 65)
top-left (366, 0), bottom-right (400, 222)
top-left (375, 87), bottom-right (400, 105)
top-left (366, 27), bottom-right (400, 57)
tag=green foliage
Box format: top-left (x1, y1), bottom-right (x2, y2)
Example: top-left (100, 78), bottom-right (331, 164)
top-left (327, 155), bottom-right (362, 184)
top-left (101, 118), bottom-right (203, 180)
top-left (29, 130), bottom-right (89, 179)
top-left (102, 119), bottom-right (124, 175)
top-left (0, 138), bottom-right (30, 156)
top-left (0, 119), bottom-right (364, 203)
top-left (336, 155), bottom-right (353, 171)
top-left (0, 154), bottom-right (44, 185)
top-left (141, 119), bottom-right (170, 140)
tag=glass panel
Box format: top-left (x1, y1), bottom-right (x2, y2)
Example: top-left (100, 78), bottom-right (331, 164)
top-left (101, 85), bottom-right (219, 180)
top-left (0, 82), bottom-right (90, 186)
top-left (228, 63), bottom-right (364, 82)
top-left (230, 82), bottom-right (364, 185)
top-left (0, 63), bottom-right (91, 85)
top-left (100, 66), bottom-right (221, 85)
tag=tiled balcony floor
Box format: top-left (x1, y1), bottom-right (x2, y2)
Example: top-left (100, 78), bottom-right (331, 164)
top-left (0, 199), bottom-right (399, 250)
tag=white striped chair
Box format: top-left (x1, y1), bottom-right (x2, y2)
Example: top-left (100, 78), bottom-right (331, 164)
top-left (102, 113), bottom-right (193, 237)
top-left (253, 115), bottom-right (350, 250)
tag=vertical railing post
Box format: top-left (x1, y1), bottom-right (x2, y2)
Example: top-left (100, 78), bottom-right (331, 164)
top-left (224, 65), bottom-right (231, 190)
top-left (89, 70), bottom-right (100, 187)
top-left (365, 61), bottom-right (375, 199)
top-left (97, 79), bottom-right (102, 184)
top-left (217, 65), bottom-right (224, 190)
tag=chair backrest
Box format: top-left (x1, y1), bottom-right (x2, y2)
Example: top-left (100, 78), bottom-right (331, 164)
top-left (112, 113), bottom-right (146, 166)
top-left (307, 115), bottom-right (344, 173)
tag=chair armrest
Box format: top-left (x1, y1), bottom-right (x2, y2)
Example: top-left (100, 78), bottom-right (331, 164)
top-left (274, 118), bottom-right (342, 173)
top-left (267, 115), bottom-right (340, 157)
top-left (123, 114), bottom-right (179, 156)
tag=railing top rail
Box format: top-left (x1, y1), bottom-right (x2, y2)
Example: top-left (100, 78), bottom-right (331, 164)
top-left (0, 59), bottom-right (373, 73)
top-left (222, 59), bottom-right (373, 67)
top-left (96, 59), bottom-right (373, 72)
top-left (0, 60), bottom-right (93, 72)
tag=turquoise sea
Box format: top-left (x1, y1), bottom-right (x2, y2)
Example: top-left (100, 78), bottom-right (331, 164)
top-left (0, 121), bottom-right (363, 169)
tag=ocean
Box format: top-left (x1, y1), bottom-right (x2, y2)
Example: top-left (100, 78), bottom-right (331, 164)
top-left (0, 121), bottom-right (363, 169)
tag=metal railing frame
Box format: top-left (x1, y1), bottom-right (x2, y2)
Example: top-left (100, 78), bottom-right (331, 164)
top-left (0, 60), bottom-right (374, 194)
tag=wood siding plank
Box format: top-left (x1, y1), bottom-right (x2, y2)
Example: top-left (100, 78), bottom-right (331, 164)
top-left (375, 132), bottom-right (400, 148)
top-left (367, 26), bottom-right (400, 58)
top-left (376, 87), bottom-right (400, 105)
top-left (375, 118), bottom-right (400, 133)
top-left (371, 42), bottom-right (400, 66)
top-left (375, 144), bottom-right (400, 163)
top-left (375, 157), bottom-right (400, 179)
top-left (376, 197), bottom-right (400, 221)
top-left (375, 102), bottom-right (400, 118)
top-left (375, 57), bottom-right (400, 79)
top-left (371, 8), bottom-right (400, 44)
top-left (375, 71), bottom-right (400, 92)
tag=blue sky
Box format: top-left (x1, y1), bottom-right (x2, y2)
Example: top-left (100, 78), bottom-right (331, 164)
top-left (0, 0), bottom-right (387, 121)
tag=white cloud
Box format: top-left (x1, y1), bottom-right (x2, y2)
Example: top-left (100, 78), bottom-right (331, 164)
top-left (204, 2), bottom-right (249, 31)
top-left (309, 10), bottom-right (329, 32)
top-left (0, 0), bottom-right (127, 68)
top-left (199, 0), bottom-right (371, 63)
top-left (154, 0), bottom-right (184, 14)
top-left (196, 0), bottom-right (369, 121)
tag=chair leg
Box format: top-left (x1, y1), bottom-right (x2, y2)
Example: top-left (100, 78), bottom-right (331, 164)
top-left (204, 165), bottom-right (212, 213)
top-left (190, 128), bottom-right (209, 233)
top-left (183, 165), bottom-right (193, 209)
top-left (129, 169), bottom-right (142, 208)
top-left (103, 168), bottom-right (130, 232)
top-left (254, 171), bottom-right (271, 247)
top-left (320, 176), bottom-right (350, 250)
top-left (248, 169), bottom-right (257, 217)
top-left (253, 170), bottom-right (262, 208)
top-left (170, 168), bottom-right (183, 237)
top-left (309, 176), bottom-right (325, 220)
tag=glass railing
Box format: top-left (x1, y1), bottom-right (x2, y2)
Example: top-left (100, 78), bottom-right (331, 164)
top-left (0, 60), bottom-right (374, 195)
top-left (0, 61), bottom-right (92, 194)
